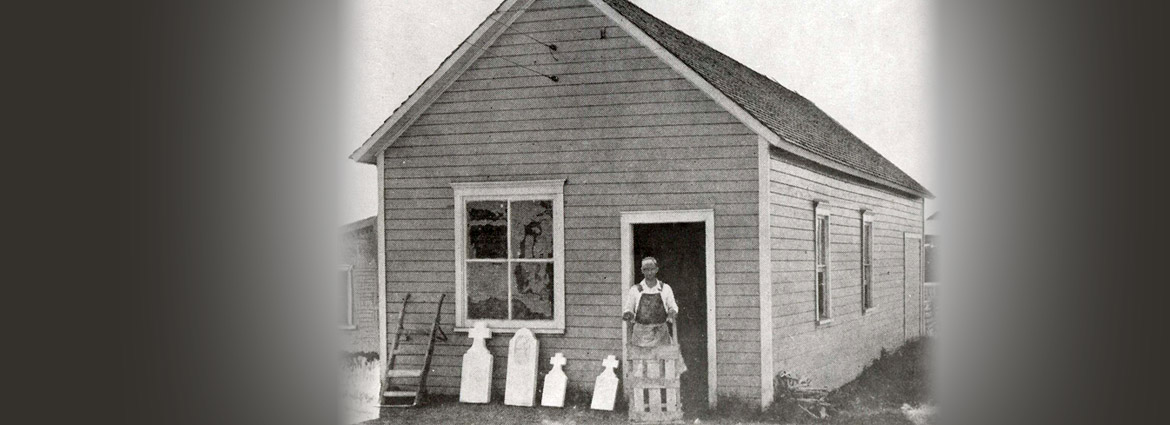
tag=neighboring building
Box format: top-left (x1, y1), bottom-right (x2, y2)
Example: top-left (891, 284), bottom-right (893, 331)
top-left (925, 211), bottom-right (939, 283)
top-left (340, 216), bottom-right (380, 354)
top-left (349, 0), bottom-right (932, 409)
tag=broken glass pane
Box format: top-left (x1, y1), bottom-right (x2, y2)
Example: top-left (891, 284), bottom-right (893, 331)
top-left (467, 201), bottom-right (507, 259)
top-left (511, 262), bottom-right (554, 320)
top-left (467, 262), bottom-right (508, 320)
top-left (511, 200), bottom-right (552, 259)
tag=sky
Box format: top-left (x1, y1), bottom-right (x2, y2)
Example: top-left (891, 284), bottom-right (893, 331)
top-left (340, 0), bottom-right (935, 224)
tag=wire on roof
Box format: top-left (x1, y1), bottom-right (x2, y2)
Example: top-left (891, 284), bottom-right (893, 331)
top-left (464, 41), bottom-right (559, 82)
top-left (485, 9), bottom-right (559, 61)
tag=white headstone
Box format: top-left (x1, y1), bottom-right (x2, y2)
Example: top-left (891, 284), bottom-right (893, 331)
top-left (540, 353), bottom-right (568, 407)
top-left (590, 355), bottom-right (621, 411)
top-left (459, 322), bottom-right (493, 403)
top-left (504, 328), bottom-right (540, 406)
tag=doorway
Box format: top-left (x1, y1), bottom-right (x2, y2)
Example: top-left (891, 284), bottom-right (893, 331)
top-left (633, 222), bottom-right (707, 410)
top-left (620, 210), bottom-right (717, 409)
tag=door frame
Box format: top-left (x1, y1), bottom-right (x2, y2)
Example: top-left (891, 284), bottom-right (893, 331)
top-left (620, 209), bottom-right (717, 408)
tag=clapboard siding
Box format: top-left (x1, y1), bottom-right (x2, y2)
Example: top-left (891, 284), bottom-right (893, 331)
top-left (341, 225), bottom-right (380, 353)
top-left (494, 27), bottom-right (631, 48)
top-left (380, 0), bottom-right (760, 401)
top-left (427, 90), bottom-right (718, 115)
top-left (768, 151), bottom-right (924, 390)
top-left (465, 47), bottom-right (660, 74)
top-left (413, 101), bottom-right (725, 126)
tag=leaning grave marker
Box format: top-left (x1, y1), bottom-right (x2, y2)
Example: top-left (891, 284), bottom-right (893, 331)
top-left (459, 321), bottom-right (493, 403)
top-left (504, 328), bottom-right (539, 406)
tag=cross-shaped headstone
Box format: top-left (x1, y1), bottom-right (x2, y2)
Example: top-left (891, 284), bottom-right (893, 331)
top-left (540, 353), bottom-right (568, 407)
top-left (590, 355), bottom-right (621, 411)
top-left (551, 353), bottom-right (568, 368)
top-left (459, 322), bottom-right (493, 403)
top-left (602, 355), bottom-right (619, 371)
top-left (468, 321), bottom-right (491, 347)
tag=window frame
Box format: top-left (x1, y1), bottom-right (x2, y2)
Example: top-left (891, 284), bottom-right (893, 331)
top-left (452, 180), bottom-right (566, 334)
top-left (861, 210), bottom-right (875, 312)
top-left (814, 202), bottom-right (832, 324)
top-left (339, 265), bottom-right (355, 330)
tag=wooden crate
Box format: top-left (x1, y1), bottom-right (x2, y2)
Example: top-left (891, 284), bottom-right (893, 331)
top-left (626, 356), bottom-right (683, 423)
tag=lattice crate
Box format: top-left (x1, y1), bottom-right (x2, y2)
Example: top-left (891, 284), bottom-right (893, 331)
top-left (627, 357), bottom-right (683, 423)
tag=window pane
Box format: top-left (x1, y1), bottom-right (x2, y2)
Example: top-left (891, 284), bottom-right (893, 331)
top-left (512, 262), bottom-right (554, 320)
top-left (467, 201), bottom-right (507, 259)
top-left (863, 264), bottom-right (872, 307)
top-left (511, 200), bottom-right (553, 259)
top-left (863, 223), bottom-right (872, 261)
top-left (816, 271), bottom-right (827, 318)
top-left (467, 262), bottom-right (508, 319)
top-left (816, 217), bottom-right (828, 265)
top-left (339, 270), bottom-right (350, 325)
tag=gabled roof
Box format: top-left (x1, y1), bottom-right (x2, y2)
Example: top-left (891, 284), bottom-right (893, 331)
top-left (351, 0), bottom-right (932, 198)
top-left (600, 0), bottom-right (930, 198)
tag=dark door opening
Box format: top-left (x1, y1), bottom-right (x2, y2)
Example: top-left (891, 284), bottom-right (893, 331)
top-left (632, 222), bottom-right (708, 411)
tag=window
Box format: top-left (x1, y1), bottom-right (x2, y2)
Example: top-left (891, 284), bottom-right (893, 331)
top-left (452, 180), bottom-right (565, 333)
top-left (814, 202), bottom-right (832, 323)
top-left (861, 211), bottom-right (875, 311)
top-left (339, 265), bottom-right (354, 329)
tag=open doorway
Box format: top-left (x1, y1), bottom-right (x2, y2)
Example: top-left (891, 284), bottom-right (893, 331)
top-left (631, 221), bottom-right (708, 410)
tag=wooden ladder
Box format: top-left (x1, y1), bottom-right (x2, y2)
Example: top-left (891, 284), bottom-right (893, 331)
top-left (380, 293), bottom-right (447, 407)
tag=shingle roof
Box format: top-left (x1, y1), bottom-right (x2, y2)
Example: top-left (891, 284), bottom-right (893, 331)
top-left (602, 0), bottom-right (931, 198)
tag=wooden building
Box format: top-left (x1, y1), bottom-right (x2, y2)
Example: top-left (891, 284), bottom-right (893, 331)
top-left (340, 217), bottom-right (380, 354)
top-left (349, 0), bottom-right (932, 409)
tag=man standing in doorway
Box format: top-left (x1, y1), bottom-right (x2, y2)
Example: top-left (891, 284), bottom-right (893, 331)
top-left (623, 256), bottom-right (688, 387)
top-left (623, 257), bottom-right (679, 347)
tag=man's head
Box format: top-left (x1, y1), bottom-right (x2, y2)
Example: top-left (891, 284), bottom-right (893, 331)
top-left (641, 257), bottom-right (659, 281)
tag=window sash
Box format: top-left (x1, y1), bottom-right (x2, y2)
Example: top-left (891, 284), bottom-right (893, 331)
top-left (452, 180), bottom-right (565, 332)
top-left (465, 199), bottom-right (555, 322)
top-left (862, 221), bottom-right (874, 310)
top-left (814, 212), bottom-right (831, 321)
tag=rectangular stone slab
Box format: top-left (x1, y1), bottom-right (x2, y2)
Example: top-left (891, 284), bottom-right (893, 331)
top-left (590, 373), bottom-right (619, 411)
top-left (504, 328), bottom-right (539, 406)
top-left (540, 369), bottom-right (567, 407)
top-left (540, 353), bottom-right (568, 407)
top-left (459, 322), bottom-right (493, 403)
top-left (459, 349), bottom-right (492, 403)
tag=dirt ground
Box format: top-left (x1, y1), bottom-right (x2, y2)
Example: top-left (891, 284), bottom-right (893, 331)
top-left (360, 338), bottom-right (932, 425)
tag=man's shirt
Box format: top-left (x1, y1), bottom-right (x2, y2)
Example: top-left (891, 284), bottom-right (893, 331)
top-left (623, 279), bottom-right (678, 317)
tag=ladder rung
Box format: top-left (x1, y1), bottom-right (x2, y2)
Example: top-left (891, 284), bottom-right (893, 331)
top-left (381, 403), bottom-right (417, 408)
top-left (383, 390), bottom-right (419, 398)
top-left (393, 327), bottom-right (432, 335)
top-left (385, 369), bottom-right (423, 378)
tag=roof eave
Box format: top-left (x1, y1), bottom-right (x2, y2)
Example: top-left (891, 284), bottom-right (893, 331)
top-left (348, 0), bottom-right (538, 165)
top-left (351, 0), bottom-right (934, 199)
top-left (340, 216), bottom-right (377, 233)
top-left (588, 0), bottom-right (931, 199)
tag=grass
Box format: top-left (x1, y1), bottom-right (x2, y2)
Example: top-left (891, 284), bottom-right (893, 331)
top-left (357, 338), bottom-right (932, 424)
top-left (827, 338), bottom-right (932, 412)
